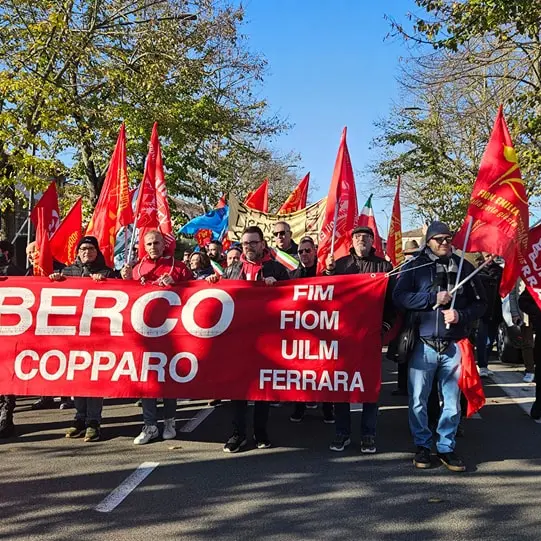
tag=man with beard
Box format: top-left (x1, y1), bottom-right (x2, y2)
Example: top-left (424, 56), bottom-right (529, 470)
top-left (121, 230), bottom-right (191, 444)
top-left (393, 222), bottom-right (486, 471)
top-left (208, 226), bottom-right (289, 452)
top-left (207, 240), bottom-right (226, 266)
top-left (49, 236), bottom-right (117, 442)
top-left (324, 226), bottom-right (394, 454)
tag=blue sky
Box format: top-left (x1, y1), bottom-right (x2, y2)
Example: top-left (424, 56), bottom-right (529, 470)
top-left (241, 0), bottom-right (421, 232)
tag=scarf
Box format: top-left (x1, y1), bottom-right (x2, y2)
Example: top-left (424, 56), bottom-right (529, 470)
top-left (425, 248), bottom-right (459, 293)
top-left (240, 249), bottom-right (273, 281)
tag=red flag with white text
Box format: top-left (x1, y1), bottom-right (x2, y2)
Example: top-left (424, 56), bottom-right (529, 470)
top-left (30, 181), bottom-right (60, 237)
top-left (317, 128), bottom-right (359, 274)
top-left (278, 173), bottom-right (309, 214)
top-left (49, 198), bottom-right (82, 265)
top-left (453, 106), bottom-right (529, 297)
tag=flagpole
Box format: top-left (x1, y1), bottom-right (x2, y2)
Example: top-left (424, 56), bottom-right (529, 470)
top-left (330, 201), bottom-right (340, 255)
top-left (127, 216), bottom-right (138, 265)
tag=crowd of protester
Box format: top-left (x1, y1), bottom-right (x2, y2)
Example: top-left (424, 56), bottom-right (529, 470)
top-left (0, 219), bottom-right (539, 472)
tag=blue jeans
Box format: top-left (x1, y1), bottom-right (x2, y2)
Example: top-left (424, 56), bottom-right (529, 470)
top-left (409, 341), bottom-right (461, 453)
top-left (74, 397), bottom-right (103, 425)
top-left (476, 321), bottom-right (497, 368)
top-left (334, 402), bottom-right (378, 437)
top-left (142, 399), bottom-right (177, 426)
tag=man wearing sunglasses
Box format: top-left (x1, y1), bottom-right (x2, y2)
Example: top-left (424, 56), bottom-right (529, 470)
top-left (324, 226), bottom-right (394, 454)
top-left (393, 221), bottom-right (486, 472)
top-left (272, 221), bottom-right (298, 256)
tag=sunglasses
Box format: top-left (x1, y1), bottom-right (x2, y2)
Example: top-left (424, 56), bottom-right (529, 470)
top-left (432, 236), bottom-right (453, 245)
top-left (273, 230), bottom-right (288, 237)
top-left (298, 248), bottom-right (312, 254)
top-left (241, 240), bottom-right (261, 248)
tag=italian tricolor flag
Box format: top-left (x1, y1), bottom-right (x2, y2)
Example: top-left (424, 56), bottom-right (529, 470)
top-left (272, 248), bottom-right (299, 271)
top-left (210, 260), bottom-right (225, 276)
top-left (357, 194), bottom-right (384, 258)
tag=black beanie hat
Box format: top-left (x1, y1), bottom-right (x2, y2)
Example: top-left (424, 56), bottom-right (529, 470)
top-left (77, 236), bottom-right (100, 251)
top-left (351, 226), bottom-right (374, 238)
top-left (425, 221), bottom-right (452, 242)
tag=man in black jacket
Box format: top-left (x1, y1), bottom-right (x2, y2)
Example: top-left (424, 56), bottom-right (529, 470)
top-left (0, 241), bottom-right (24, 439)
top-left (393, 221), bottom-right (486, 471)
top-left (211, 226), bottom-right (289, 452)
top-left (49, 236), bottom-right (116, 442)
top-left (288, 237), bottom-right (334, 424)
top-left (324, 226), bottom-right (394, 454)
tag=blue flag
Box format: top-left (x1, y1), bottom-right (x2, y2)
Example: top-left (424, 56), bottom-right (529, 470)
top-left (179, 206), bottom-right (229, 240)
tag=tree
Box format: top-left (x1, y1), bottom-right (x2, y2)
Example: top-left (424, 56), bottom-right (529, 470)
top-left (0, 0), bottom-right (295, 236)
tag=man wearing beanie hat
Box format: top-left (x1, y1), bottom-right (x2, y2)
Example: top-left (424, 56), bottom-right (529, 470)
top-left (49, 235), bottom-right (117, 442)
top-left (393, 221), bottom-right (486, 472)
top-left (324, 225), bottom-right (394, 454)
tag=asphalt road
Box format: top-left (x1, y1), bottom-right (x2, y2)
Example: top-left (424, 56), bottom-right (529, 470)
top-left (1, 359), bottom-right (540, 541)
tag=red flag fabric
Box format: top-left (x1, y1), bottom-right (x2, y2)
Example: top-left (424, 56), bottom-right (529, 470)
top-left (194, 228), bottom-right (213, 247)
top-left (358, 194), bottom-right (384, 258)
top-left (49, 198), bottom-right (82, 265)
top-left (317, 128), bottom-right (359, 274)
top-left (387, 178), bottom-right (404, 266)
top-left (30, 181), bottom-right (60, 237)
top-left (86, 123), bottom-right (132, 267)
top-left (33, 207), bottom-right (54, 277)
top-left (244, 179), bottom-right (269, 213)
top-left (0, 274), bottom-right (387, 402)
top-left (278, 173), bottom-right (310, 214)
top-left (519, 224), bottom-right (541, 312)
top-left (457, 338), bottom-right (486, 417)
top-left (453, 106), bottom-right (529, 297)
top-left (136, 123), bottom-right (175, 257)
top-left (215, 195), bottom-right (227, 209)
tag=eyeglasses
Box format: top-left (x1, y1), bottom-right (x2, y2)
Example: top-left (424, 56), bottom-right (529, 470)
top-left (298, 248), bottom-right (312, 254)
top-left (79, 246), bottom-right (97, 252)
top-left (352, 233), bottom-right (372, 240)
top-left (273, 230), bottom-right (288, 237)
top-left (432, 236), bottom-right (453, 245)
top-left (241, 240), bottom-right (262, 248)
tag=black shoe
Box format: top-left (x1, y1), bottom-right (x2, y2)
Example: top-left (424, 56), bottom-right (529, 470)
top-left (437, 451), bottom-right (466, 472)
top-left (531, 401), bottom-right (541, 421)
top-left (65, 421), bottom-right (86, 439)
top-left (290, 410), bottom-right (304, 423)
top-left (323, 411), bottom-right (335, 424)
top-left (59, 398), bottom-right (74, 410)
top-left (223, 434), bottom-right (247, 453)
top-left (0, 422), bottom-right (15, 439)
top-left (31, 397), bottom-right (55, 410)
top-left (360, 435), bottom-right (377, 454)
top-left (253, 434), bottom-right (271, 449)
top-left (413, 446), bottom-right (431, 469)
top-left (329, 434), bottom-right (351, 452)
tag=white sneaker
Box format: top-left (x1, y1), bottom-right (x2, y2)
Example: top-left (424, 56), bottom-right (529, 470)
top-left (479, 367), bottom-right (493, 378)
top-left (133, 424), bottom-right (159, 445)
top-left (163, 418), bottom-right (176, 440)
top-left (523, 372), bottom-right (535, 383)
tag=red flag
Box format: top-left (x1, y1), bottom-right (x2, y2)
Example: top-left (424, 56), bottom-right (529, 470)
top-left (386, 178), bottom-right (404, 266)
top-left (136, 123), bottom-right (175, 257)
top-left (278, 173), bottom-right (310, 214)
top-left (244, 179), bottom-right (269, 213)
top-left (30, 181), bottom-right (60, 237)
top-left (49, 198), bottom-right (82, 265)
top-left (86, 123), bottom-right (131, 266)
top-left (453, 106), bottom-right (529, 297)
top-left (33, 207), bottom-right (54, 277)
top-left (194, 228), bottom-right (213, 248)
top-left (457, 338), bottom-right (486, 417)
top-left (358, 194), bottom-right (384, 258)
top-left (215, 195), bottom-right (227, 209)
top-left (317, 127), bottom-right (359, 274)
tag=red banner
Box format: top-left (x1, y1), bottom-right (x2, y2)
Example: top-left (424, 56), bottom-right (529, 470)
top-left (520, 224), bottom-right (541, 311)
top-left (0, 275), bottom-right (387, 402)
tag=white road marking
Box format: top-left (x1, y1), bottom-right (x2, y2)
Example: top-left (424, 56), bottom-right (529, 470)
top-left (179, 407), bottom-right (215, 433)
top-left (489, 368), bottom-right (536, 418)
top-left (95, 462), bottom-right (159, 513)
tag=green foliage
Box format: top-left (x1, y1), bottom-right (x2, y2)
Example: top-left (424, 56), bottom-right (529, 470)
top-left (0, 0), bottom-right (297, 233)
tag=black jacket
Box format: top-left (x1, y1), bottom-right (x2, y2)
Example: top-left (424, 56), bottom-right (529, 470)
top-left (326, 248), bottom-right (395, 329)
top-left (0, 261), bottom-right (24, 277)
top-left (61, 251), bottom-right (116, 278)
top-left (289, 263), bottom-right (316, 279)
top-left (223, 258), bottom-right (289, 282)
top-left (393, 249), bottom-right (486, 341)
top-left (478, 261), bottom-right (503, 325)
top-left (281, 240), bottom-right (298, 257)
top-left (519, 288), bottom-right (541, 331)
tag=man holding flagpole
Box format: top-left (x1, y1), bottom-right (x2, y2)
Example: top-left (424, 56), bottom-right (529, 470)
top-left (393, 221), bottom-right (486, 472)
